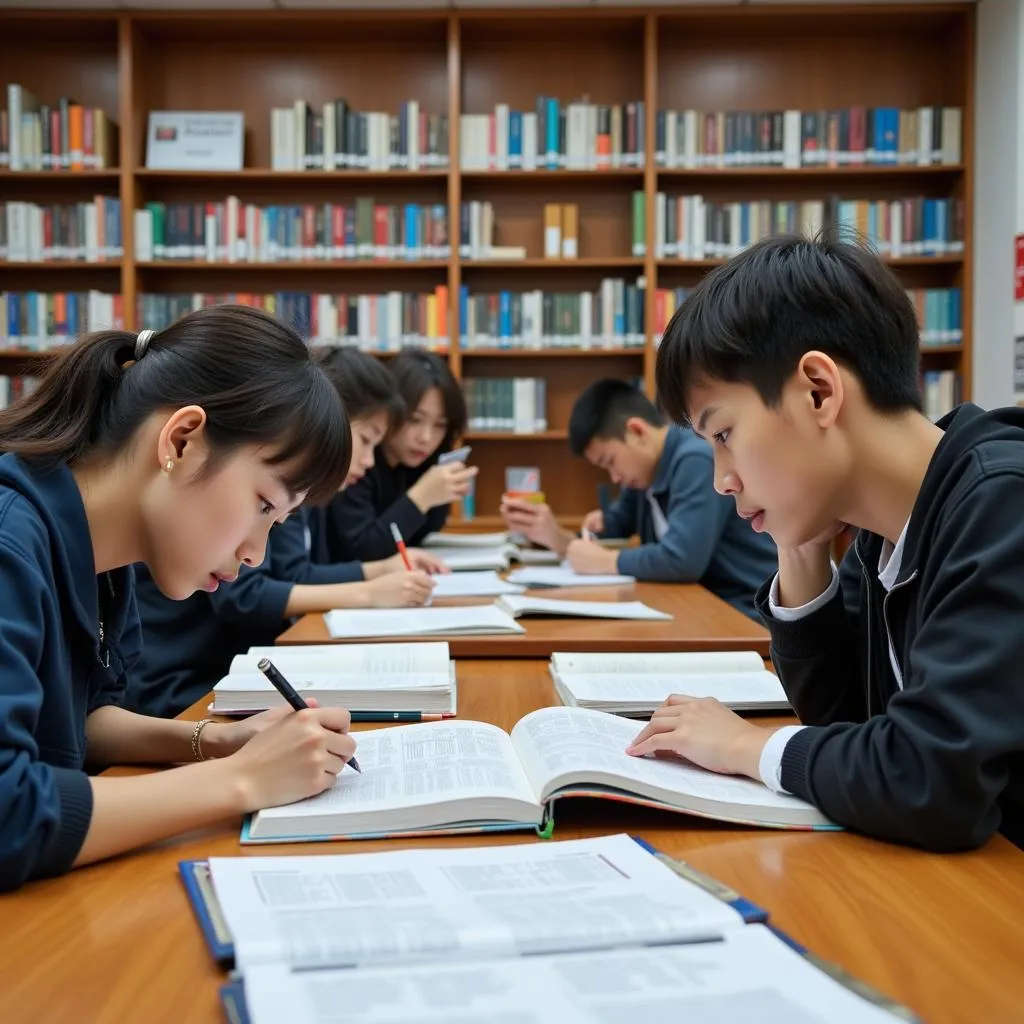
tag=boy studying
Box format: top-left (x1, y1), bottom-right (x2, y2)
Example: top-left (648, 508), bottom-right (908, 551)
top-left (640, 233), bottom-right (1024, 852)
top-left (0, 306), bottom-right (357, 891)
top-left (128, 348), bottom-right (442, 719)
top-left (334, 348), bottom-right (477, 561)
top-left (501, 378), bottom-right (777, 618)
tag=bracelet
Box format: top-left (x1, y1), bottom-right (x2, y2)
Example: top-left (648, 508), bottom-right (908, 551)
top-left (191, 718), bottom-right (214, 762)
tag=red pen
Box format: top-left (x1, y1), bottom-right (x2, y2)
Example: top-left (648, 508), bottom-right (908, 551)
top-left (389, 522), bottom-right (414, 572)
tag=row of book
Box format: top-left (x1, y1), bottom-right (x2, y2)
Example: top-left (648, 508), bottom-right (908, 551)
top-left (1, 199), bottom-right (124, 263)
top-left (0, 375), bottom-right (37, 409)
top-left (463, 377), bottom-right (548, 434)
top-left (133, 200), bottom-right (451, 264)
top-left (136, 290), bottom-right (450, 352)
top-left (2, 84), bottom-right (119, 172)
top-left (2, 291), bottom-right (125, 346)
top-left (457, 201), bottom-right (580, 261)
top-left (655, 106), bottom-right (963, 169)
top-left (458, 281), bottom-right (645, 350)
top-left (270, 100), bottom-right (449, 173)
top-left (460, 99), bottom-right (646, 171)
top-left (922, 370), bottom-right (960, 421)
top-left (638, 195), bottom-right (964, 260)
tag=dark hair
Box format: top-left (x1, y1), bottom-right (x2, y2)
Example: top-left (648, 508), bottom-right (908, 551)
top-left (568, 378), bottom-right (662, 457)
top-left (316, 347), bottom-right (405, 425)
top-left (656, 232), bottom-right (923, 425)
top-left (388, 348), bottom-right (466, 449)
top-left (0, 305), bottom-right (351, 504)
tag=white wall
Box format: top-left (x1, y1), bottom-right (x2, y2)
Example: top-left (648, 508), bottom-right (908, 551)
top-left (973, 0), bottom-right (1024, 408)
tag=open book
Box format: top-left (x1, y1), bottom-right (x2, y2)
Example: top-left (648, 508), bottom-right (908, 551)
top-left (429, 570), bottom-right (525, 598)
top-left (421, 531), bottom-right (561, 570)
top-left (508, 564), bottom-right (636, 588)
top-left (495, 594), bottom-right (672, 621)
top-left (179, 835), bottom-right (913, 1024)
top-left (550, 650), bottom-right (790, 715)
top-left (241, 706), bottom-right (836, 843)
top-left (210, 642), bottom-right (457, 716)
top-left (324, 604), bottom-right (525, 639)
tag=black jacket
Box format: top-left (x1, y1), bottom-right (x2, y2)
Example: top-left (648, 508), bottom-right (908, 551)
top-left (329, 447), bottom-right (450, 562)
top-left (754, 403), bottom-right (1024, 851)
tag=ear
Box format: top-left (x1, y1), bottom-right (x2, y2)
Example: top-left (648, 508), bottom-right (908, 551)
top-left (794, 351), bottom-right (844, 429)
top-left (624, 416), bottom-right (649, 442)
top-left (155, 405), bottom-right (209, 473)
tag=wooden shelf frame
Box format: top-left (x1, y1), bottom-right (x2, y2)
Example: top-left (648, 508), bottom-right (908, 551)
top-left (0, 4), bottom-right (975, 524)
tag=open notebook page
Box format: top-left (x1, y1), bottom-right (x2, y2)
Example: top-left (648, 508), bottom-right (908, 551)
top-left (551, 651), bottom-right (766, 675)
top-left (230, 642), bottom-right (451, 676)
top-left (553, 671), bottom-right (788, 708)
top-left (238, 925), bottom-right (905, 1024)
top-left (421, 531), bottom-right (511, 547)
top-left (508, 565), bottom-right (636, 587)
top-left (511, 707), bottom-right (832, 827)
top-left (208, 833), bottom-right (744, 973)
top-left (324, 605), bottom-right (524, 638)
top-left (429, 571), bottom-right (525, 598)
top-left (498, 596), bottom-right (671, 621)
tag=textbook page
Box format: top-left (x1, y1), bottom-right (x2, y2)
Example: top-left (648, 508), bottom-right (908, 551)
top-left (421, 531), bottom-right (511, 547)
top-left (550, 651), bottom-right (766, 675)
top-left (208, 833), bottom-right (744, 972)
top-left (323, 605), bottom-right (524, 638)
top-left (429, 570), bottom-right (525, 598)
top-left (428, 546), bottom-right (518, 571)
top-left (508, 565), bottom-right (636, 588)
top-left (248, 721), bottom-right (539, 839)
top-left (230, 642), bottom-right (451, 676)
top-left (498, 595), bottom-right (672, 621)
top-left (239, 925), bottom-right (906, 1024)
top-left (216, 670), bottom-right (451, 695)
top-left (553, 671), bottom-right (789, 710)
top-left (511, 707), bottom-right (833, 828)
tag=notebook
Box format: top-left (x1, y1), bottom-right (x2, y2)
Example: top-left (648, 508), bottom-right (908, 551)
top-left (507, 564), bottom-right (636, 588)
top-left (421, 530), bottom-right (512, 547)
top-left (180, 836), bottom-right (913, 1024)
top-left (323, 604), bottom-right (525, 639)
top-left (429, 570), bottom-right (526, 598)
top-left (209, 642), bottom-right (457, 716)
top-left (495, 595), bottom-right (671, 621)
top-left (239, 706), bottom-right (837, 843)
top-left (550, 650), bottom-right (791, 715)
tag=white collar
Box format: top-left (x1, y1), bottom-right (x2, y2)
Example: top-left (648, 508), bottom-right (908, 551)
top-left (877, 518), bottom-right (911, 593)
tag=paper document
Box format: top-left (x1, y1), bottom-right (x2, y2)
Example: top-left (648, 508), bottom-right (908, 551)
top-left (430, 571), bottom-right (525, 598)
top-left (508, 565), bottom-right (636, 588)
top-left (324, 604), bottom-right (525, 638)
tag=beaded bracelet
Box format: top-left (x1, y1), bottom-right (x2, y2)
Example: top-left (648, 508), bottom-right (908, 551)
top-left (191, 718), bottom-right (214, 762)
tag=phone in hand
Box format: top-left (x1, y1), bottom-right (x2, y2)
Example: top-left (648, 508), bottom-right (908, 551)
top-left (438, 446), bottom-right (472, 465)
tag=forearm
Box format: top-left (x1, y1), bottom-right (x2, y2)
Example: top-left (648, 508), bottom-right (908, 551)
top-left (776, 545), bottom-right (834, 607)
top-left (549, 527), bottom-right (575, 557)
top-left (283, 580), bottom-right (372, 616)
top-left (73, 760), bottom-right (245, 868)
top-left (362, 556), bottom-right (396, 581)
top-left (85, 705), bottom-right (233, 766)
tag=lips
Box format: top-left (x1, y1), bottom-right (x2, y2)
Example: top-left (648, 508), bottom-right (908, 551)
top-left (205, 571), bottom-right (238, 593)
top-left (738, 508), bottom-right (766, 533)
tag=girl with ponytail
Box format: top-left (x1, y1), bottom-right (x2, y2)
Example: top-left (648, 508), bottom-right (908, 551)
top-left (0, 305), bottom-right (358, 892)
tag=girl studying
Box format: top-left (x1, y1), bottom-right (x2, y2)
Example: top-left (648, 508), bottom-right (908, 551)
top-left (0, 306), bottom-right (357, 891)
top-left (334, 348), bottom-right (476, 561)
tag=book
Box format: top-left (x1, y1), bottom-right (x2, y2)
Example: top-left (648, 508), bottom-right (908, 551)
top-left (209, 642), bottom-right (457, 716)
top-left (185, 836), bottom-right (910, 1022)
top-left (495, 595), bottom-right (671, 622)
top-left (549, 650), bottom-right (790, 715)
top-left (421, 530), bottom-right (513, 547)
top-left (323, 604), bottom-right (525, 640)
top-left (429, 570), bottom-right (526, 598)
top-left (507, 565), bottom-right (636, 588)
top-left (239, 706), bottom-right (836, 842)
top-left (427, 544), bottom-right (560, 572)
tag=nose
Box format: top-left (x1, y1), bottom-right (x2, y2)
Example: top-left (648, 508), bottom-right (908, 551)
top-left (238, 528), bottom-right (270, 570)
top-left (609, 468), bottom-right (622, 485)
top-left (714, 459), bottom-right (740, 496)
top-left (362, 448), bottom-right (375, 470)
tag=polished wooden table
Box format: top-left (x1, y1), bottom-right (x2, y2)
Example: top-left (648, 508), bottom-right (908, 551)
top-left (1, 661), bottom-right (1021, 1023)
top-left (279, 581), bottom-right (771, 657)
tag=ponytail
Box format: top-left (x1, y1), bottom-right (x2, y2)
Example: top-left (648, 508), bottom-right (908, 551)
top-left (0, 305), bottom-right (351, 504)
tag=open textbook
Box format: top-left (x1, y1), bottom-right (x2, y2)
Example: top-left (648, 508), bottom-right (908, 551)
top-left (495, 594), bottom-right (672, 621)
top-left (240, 706), bottom-right (836, 842)
top-left (428, 544), bottom-right (561, 572)
top-left (429, 570), bottom-right (525, 598)
top-left (508, 564), bottom-right (636, 588)
top-left (550, 650), bottom-right (790, 715)
top-left (210, 642), bottom-right (456, 716)
top-left (324, 604), bottom-right (525, 639)
top-left (178, 835), bottom-right (914, 1024)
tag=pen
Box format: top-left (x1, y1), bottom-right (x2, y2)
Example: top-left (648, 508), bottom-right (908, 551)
top-left (257, 657), bottom-right (361, 773)
top-left (350, 711), bottom-right (452, 723)
top-left (389, 521), bottom-right (414, 572)
top-left (582, 528), bottom-right (597, 542)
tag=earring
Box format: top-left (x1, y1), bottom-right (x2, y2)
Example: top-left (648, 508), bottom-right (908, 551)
top-left (164, 457), bottom-right (174, 473)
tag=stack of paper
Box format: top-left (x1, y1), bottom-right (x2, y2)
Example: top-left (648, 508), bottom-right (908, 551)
top-left (324, 604), bottom-right (525, 639)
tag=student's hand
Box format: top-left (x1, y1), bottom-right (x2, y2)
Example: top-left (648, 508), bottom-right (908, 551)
top-left (500, 499), bottom-right (564, 551)
top-left (776, 520), bottom-right (849, 608)
top-left (565, 538), bottom-right (619, 575)
top-left (581, 509), bottom-right (605, 536)
top-left (203, 705), bottom-right (296, 757)
top-left (227, 705), bottom-right (357, 811)
top-left (408, 463), bottom-right (478, 511)
top-left (625, 696), bottom-right (772, 779)
top-left (365, 569), bottom-right (437, 607)
top-left (406, 549), bottom-right (450, 575)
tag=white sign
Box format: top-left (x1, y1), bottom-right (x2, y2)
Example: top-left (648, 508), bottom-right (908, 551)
top-left (146, 111), bottom-right (244, 171)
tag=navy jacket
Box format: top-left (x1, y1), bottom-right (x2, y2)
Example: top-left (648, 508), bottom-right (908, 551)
top-left (331, 447), bottom-right (450, 562)
top-left (755, 404), bottom-right (1024, 851)
top-left (128, 503), bottom-right (362, 719)
top-left (0, 455), bottom-right (141, 891)
top-left (602, 425), bottom-right (777, 618)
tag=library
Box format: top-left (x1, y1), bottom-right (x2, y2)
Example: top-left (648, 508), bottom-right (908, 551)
top-left (1, 3), bottom-right (1023, 1024)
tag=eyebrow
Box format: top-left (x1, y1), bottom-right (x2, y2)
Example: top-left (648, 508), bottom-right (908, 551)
top-left (696, 406), bottom-right (719, 434)
top-left (274, 474), bottom-right (301, 505)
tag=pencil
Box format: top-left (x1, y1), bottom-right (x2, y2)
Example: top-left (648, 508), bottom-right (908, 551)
top-left (389, 521), bottom-right (414, 572)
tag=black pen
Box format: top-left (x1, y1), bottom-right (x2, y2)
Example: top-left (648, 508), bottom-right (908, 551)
top-left (257, 657), bottom-right (361, 773)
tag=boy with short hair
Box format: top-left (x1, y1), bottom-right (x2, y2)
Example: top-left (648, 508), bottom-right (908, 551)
top-left (500, 378), bottom-right (777, 619)
top-left (628, 233), bottom-right (1024, 852)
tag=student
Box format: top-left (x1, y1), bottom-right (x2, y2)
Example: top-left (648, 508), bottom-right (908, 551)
top-left (627, 233), bottom-right (1024, 853)
top-left (128, 347), bottom-right (444, 720)
top-left (500, 379), bottom-right (777, 618)
top-left (334, 348), bottom-right (476, 561)
top-left (0, 306), bottom-right (358, 891)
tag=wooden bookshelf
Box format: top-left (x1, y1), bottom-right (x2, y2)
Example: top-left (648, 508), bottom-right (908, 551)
top-left (0, 5), bottom-right (975, 527)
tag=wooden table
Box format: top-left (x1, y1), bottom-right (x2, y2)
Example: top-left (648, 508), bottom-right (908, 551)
top-left (279, 581), bottom-right (771, 657)
top-left (1, 661), bottom-right (1021, 1024)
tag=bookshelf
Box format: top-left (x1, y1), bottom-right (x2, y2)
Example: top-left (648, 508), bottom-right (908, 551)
top-left (1, 5), bottom-right (975, 529)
